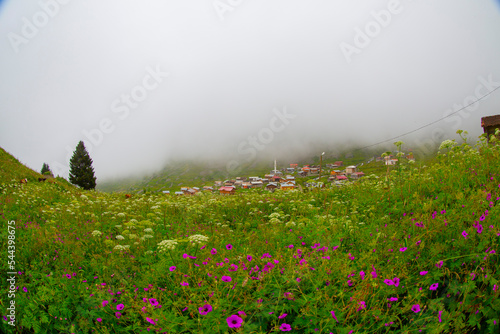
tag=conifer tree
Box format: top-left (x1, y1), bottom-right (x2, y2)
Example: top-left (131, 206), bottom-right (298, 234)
top-left (69, 141), bottom-right (97, 190)
top-left (41, 163), bottom-right (52, 175)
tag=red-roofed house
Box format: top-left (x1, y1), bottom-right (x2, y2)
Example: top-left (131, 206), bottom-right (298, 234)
top-left (219, 186), bottom-right (236, 195)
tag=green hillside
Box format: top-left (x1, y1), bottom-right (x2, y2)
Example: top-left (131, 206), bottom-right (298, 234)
top-left (0, 147), bottom-right (75, 192)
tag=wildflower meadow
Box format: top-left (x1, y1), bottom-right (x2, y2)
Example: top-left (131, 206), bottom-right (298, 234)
top-left (1, 133), bottom-right (499, 333)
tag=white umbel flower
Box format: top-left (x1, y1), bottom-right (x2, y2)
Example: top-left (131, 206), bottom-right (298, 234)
top-left (188, 234), bottom-right (209, 244)
top-left (157, 239), bottom-right (178, 252)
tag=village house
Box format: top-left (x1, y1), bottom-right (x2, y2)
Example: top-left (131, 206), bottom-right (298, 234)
top-left (290, 163), bottom-right (298, 168)
top-left (266, 182), bottom-right (278, 191)
top-left (251, 181), bottom-right (263, 188)
top-left (219, 186), bottom-right (236, 195)
top-left (334, 161), bottom-right (343, 167)
top-left (214, 181), bottom-right (223, 187)
top-left (309, 167), bottom-right (319, 174)
top-left (270, 175), bottom-right (281, 182)
top-left (385, 158), bottom-right (398, 166)
top-left (175, 191), bottom-right (184, 195)
top-left (336, 175), bottom-right (348, 181)
top-left (162, 190), bottom-right (170, 195)
top-left (234, 180), bottom-right (243, 188)
top-left (242, 182), bottom-right (252, 189)
top-left (280, 182), bottom-right (296, 190)
top-left (345, 165), bottom-right (357, 174)
top-left (286, 167), bottom-right (295, 173)
top-left (481, 114), bottom-right (500, 142)
top-left (203, 186), bottom-right (213, 191)
top-left (350, 172), bottom-right (365, 180)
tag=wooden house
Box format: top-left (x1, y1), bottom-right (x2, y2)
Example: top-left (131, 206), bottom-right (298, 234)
top-left (251, 181), bottom-right (263, 188)
top-left (481, 115), bottom-right (500, 142)
top-left (280, 182), bottom-right (296, 190)
top-left (266, 182), bottom-right (278, 191)
top-left (350, 172), bottom-right (365, 180)
top-left (219, 186), bottom-right (236, 195)
top-left (345, 166), bottom-right (357, 174)
top-left (242, 182), bottom-right (252, 189)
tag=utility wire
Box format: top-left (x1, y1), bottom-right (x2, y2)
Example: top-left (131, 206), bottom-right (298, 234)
top-left (352, 84), bottom-right (500, 152)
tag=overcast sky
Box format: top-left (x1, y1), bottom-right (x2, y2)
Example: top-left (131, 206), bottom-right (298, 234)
top-left (1, 0), bottom-right (500, 180)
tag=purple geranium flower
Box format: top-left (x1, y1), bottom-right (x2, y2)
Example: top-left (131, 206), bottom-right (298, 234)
top-left (226, 314), bottom-right (243, 328)
top-left (198, 304), bottom-right (213, 315)
top-left (280, 323), bottom-right (292, 331)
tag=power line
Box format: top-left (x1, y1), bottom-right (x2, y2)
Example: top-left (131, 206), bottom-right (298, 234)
top-left (352, 84), bottom-right (500, 152)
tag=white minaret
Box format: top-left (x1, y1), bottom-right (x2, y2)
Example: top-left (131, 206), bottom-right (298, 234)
top-left (274, 159), bottom-right (277, 173)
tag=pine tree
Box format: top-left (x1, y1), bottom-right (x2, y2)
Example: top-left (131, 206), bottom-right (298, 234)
top-left (41, 163), bottom-right (52, 175)
top-left (69, 141), bottom-right (97, 190)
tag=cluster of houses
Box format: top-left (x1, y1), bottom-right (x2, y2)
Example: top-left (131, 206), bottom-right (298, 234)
top-left (161, 152), bottom-right (418, 196)
top-left (163, 160), bottom-right (366, 196)
top-left (164, 172), bottom-right (298, 196)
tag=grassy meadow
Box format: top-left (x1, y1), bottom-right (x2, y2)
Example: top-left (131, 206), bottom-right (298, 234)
top-left (1, 134), bottom-right (500, 333)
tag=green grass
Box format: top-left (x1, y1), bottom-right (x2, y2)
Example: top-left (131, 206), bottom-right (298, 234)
top-left (1, 134), bottom-right (499, 333)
